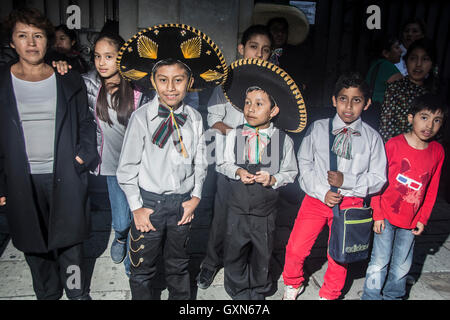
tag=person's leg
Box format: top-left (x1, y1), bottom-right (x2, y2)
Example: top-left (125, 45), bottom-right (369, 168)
top-left (106, 176), bottom-right (132, 265)
top-left (319, 215), bottom-right (349, 300)
top-left (361, 219), bottom-right (395, 300)
top-left (128, 198), bottom-right (165, 300)
top-left (24, 252), bottom-right (62, 300)
top-left (224, 212), bottom-right (252, 300)
top-left (282, 195), bottom-right (329, 289)
top-left (199, 174), bottom-right (229, 282)
top-left (24, 174), bottom-right (63, 300)
top-left (164, 195), bottom-right (192, 300)
top-left (382, 222), bottom-right (415, 300)
top-left (249, 213), bottom-right (276, 300)
top-left (57, 242), bottom-right (91, 299)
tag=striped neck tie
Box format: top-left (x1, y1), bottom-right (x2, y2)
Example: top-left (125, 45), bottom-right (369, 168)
top-left (331, 126), bottom-right (361, 160)
top-left (242, 124), bottom-right (270, 164)
top-left (151, 104), bottom-right (188, 157)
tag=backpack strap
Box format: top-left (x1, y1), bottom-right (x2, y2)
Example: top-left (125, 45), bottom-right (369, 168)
top-left (329, 118), bottom-right (340, 217)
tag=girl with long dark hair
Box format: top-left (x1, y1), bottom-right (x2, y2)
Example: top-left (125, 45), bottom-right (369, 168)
top-left (82, 33), bottom-right (152, 276)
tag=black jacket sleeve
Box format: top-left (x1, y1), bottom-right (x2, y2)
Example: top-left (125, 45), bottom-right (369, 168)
top-left (74, 73), bottom-right (99, 172)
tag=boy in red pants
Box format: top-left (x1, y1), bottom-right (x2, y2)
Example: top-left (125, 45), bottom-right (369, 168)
top-left (282, 72), bottom-right (387, 300)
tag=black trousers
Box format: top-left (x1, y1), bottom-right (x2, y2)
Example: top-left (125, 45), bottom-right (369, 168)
top-left (224, 211), bottom-right (276, 300)
top-left (24, 174), bottom-right (88, 300)
top-left (129, 190), bottom-right (191, 300)
top-left (201, 173), bottom-right (230, 271)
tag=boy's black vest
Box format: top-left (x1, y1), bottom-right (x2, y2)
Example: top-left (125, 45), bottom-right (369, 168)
top-left (228, 124), bottom-right (286, 217)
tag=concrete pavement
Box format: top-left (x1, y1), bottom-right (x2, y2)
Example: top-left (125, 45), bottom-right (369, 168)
top-left (1, 183), bottom-right (450, 300)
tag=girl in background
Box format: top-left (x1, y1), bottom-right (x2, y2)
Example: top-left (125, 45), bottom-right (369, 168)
top-left (379, 38), bottom-right (439, 142)
top-left (395, 18), bottom-right (426, 76)
top-left (363, 36), bottom-right (403, 131)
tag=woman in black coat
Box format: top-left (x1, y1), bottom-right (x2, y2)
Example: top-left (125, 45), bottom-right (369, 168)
top-left (0, 8), bottom-right (98, 299)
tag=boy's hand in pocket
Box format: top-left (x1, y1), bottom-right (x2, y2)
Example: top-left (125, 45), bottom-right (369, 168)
top-left (133, 207), bottom-right (155, 232)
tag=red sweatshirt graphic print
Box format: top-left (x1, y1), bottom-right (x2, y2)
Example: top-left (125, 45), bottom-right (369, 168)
top-left (371, 134), bottom-right (444, 229)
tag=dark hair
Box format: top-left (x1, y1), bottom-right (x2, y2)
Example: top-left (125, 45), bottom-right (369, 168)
top-left (3, 7), bottom-right (54, 46)
top-left (404, 38), bottom-right (440, 94)
top-left (240, 24), bottom-right (274, 47)
top-left (408, 93), bottom-right (447, 118)
top-left (370, 35), bottom-right (400, 59)
top-left (246, 86), bottom-right (276, 109)
top-left (333, 71), bottom-right (371, 102)
top-left (267, 17), bottom-right (289, 31)
top-left (400, 18), bottom-right (426, 40)
top-left (151, 58), bottom-right (192, 78)
top-left (94, 33), bottom-right (135, 127)
top-left (55, 24), bottom-right (77, 42)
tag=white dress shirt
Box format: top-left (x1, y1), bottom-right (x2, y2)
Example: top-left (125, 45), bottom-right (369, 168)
top-left (217, 123), bottom-right (298, 189)
top-left (298, 114), bottom-right (387, 203)
top-left (394, 43), bottom-right (408, 76)
top-left (206, 86), bottom-right (245, 129)
top-left (117, 95), bottom-right (207, 211)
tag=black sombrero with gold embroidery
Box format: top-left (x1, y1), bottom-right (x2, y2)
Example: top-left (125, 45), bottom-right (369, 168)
top-left (223, 58), bottom-right (307, 133)
top-left (117, 24), bottom-right (228, 91)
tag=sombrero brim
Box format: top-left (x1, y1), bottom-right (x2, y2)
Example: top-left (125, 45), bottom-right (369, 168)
top-left (252, 3), bottom-right (310, 45)
top-left (117, 24), bottom-right (228, 91)
top-left (223, 58), bottom-right (307, 133)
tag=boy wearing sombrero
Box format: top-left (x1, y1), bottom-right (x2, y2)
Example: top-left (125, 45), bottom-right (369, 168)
top-left (218, 58), bottom-right (305, 300)
top-left (115, 24), bottom-right (227, 300)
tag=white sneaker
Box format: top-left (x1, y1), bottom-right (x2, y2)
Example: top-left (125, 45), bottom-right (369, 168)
top-left (283, 285), bottom-right (305, 300)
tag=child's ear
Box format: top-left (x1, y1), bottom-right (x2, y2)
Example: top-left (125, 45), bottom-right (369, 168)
top-left (407, 113), bottom-right (414, 125)
top-left (188, 76), bottom-right (194, 89)
top-left (237, 44), bottom-right (245, 57)
top-left (150, 75), bottom-right (156, 89)
top-left (364, 98), bottom-right (372, 111)
top-left (332, 96), bottom-right (337, 108)
top-left (270, 105), bottom-right (280, 119)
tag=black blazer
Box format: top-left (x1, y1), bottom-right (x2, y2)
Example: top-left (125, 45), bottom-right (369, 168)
top-left (0, 61), bottom-right (99, 253)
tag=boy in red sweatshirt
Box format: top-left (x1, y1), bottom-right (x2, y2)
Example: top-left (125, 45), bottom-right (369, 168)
top-left (362, 93), bottom-right (446, 300)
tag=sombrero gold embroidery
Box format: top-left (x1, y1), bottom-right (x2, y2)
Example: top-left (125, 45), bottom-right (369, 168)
top-left (200, 69), bottom-right (224, 82)
top-left (117, 23), bottom-right (229, 91)
top-left (138, 35), bottom-right (158, 59)
top-left (121, 69), bottom-right (148, 81)
top-left (180, 36), bottom-right (202, 59)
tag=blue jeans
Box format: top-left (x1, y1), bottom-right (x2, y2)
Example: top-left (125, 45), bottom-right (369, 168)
top-left (362, 219), bottom-right (415, 300)
top-left (106, 175), bottom-right (132, 275)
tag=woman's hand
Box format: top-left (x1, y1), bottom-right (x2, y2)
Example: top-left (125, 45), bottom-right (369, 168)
top-left (0, 197), bottom-right (6, 206)
top-left (52, 60), bottom-right (72, 75)
top-left (75, 156), bottom-right (84, 165)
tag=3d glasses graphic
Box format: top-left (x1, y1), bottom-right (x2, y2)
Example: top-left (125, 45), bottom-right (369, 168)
top-left (396, 173), bottom-right (422, 191)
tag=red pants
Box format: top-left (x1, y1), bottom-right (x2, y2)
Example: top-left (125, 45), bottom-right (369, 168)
top-left (283, 194), bottom-right (363, 300)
